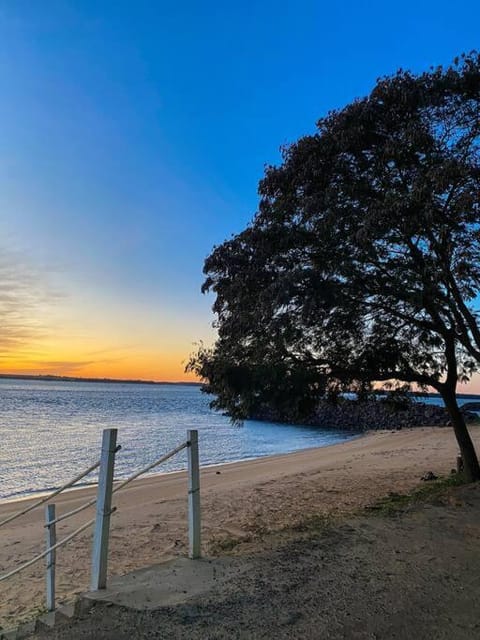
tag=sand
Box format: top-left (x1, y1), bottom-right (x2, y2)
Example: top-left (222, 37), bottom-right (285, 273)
top-left (31, 483), bottom-right (480, 640)
top-left (0, 426), bottom-right (478, 626)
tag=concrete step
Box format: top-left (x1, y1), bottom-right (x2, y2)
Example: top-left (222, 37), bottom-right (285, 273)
top-left (15, 620), bottom-right (37, 640)
top-left (83, 557), bottom-right (244, 611)
top-left (35, 612), bottom-right (56, 632)
top-left (36, 606), bottom-right (77, 632)
top-left (57, 604), bottom-right (76, 620)
top-left (74, 596), bottom-right (96, 617)
top-left (0, 619), bottom-right (37, 640)
top-left (0, 600), bottom-right (84, 640)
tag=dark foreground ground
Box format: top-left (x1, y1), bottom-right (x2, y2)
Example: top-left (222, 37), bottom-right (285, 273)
top-left (32, 483), bottom-right (480, 640)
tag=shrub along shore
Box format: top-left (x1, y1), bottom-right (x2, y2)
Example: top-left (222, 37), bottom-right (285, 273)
top-left (252, 399), bottom-right (479, 432)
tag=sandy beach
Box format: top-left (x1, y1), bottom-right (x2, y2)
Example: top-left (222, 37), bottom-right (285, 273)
top-left (0, 426), bottom-right (478, 626)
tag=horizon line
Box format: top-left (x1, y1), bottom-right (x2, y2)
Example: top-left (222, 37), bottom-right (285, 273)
top-left (0, 373), bottom-right (202, 386)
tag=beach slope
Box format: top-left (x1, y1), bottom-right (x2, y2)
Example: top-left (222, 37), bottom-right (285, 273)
top-left (0, 426), bottom-right (478, 625)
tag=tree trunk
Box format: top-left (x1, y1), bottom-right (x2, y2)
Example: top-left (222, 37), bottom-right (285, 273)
top-left (441, 387), bottom-right (480, 482)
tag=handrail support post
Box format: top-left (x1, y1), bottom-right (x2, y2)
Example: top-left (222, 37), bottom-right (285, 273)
top-left (90, 428), bottom-right (118, 591)
top-left (187, 429), bottom-right (201, 559)
top-left (45, 504), bottom-right (56, 611)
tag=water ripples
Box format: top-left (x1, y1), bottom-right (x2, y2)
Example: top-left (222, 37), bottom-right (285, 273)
top-left (0, 379), bottom-right (358, 501)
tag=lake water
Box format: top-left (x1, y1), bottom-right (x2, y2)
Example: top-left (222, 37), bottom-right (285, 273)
top-left (414, 394), bottom-right (480, 410)
top-left (0, 379), bottom-right (358, 502)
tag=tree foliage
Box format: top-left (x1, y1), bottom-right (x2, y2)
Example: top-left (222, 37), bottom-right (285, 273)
top-left (188, 53), bottom-right (480, 480)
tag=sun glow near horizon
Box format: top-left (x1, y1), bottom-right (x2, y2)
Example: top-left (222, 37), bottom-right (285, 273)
top-left (1, 250), bottom-right (480, 390)
top-left (0, 336), bottom-right (202, 383)
top-left (0, 268), bottom-right (211, 382)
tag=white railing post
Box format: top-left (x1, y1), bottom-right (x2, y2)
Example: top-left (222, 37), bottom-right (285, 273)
top-left (90, 428), bottom-right (118, 591)
top-left (45, 504), bottom-right (56, 612)
top-left (187, 429), bottom-right (201, 559)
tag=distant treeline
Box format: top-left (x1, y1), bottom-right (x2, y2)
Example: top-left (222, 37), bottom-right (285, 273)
top-left (0, 374), bottom-right (201, 386)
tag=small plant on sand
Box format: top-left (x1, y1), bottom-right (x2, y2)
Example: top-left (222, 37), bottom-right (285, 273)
top-left (368, 474), bottom-right (468, 516)
top-left (208, 534), bottom-right (253, 555)
top-left (286, 513), bottom-right (333, 535)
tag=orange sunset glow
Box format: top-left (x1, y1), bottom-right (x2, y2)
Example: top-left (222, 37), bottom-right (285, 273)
top-left (0, 256), bottom-right (212, 381)
top-left (0, 314), bottom-right (206, 382)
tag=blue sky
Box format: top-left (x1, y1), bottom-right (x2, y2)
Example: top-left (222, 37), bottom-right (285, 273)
top-left (1, 0), bottom-right (480, 382)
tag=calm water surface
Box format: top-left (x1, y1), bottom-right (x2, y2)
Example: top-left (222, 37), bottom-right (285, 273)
top-left (0, 379), bottom-right (358, 501)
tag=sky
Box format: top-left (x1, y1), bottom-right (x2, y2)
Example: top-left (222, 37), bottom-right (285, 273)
top-left (1, 1), bottom-right (480, 388)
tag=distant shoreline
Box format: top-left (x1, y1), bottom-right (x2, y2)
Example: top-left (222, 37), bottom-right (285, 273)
top-left (0, 375), bottom-right (478, 397)
top-left (0, 373), bottom-right (201, 386)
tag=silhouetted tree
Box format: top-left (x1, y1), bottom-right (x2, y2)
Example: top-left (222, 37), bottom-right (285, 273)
top-left (189, 53), bottom-right (480, 481)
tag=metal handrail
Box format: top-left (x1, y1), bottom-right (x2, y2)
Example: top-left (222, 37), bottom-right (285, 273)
top-left (0, 507), bottom-right (117, 583)
top-left (0, 460), bottom-right (101, 530)
top-left (43, 496), bottom-right (97, 528)
top-left (1, 514), bottom-right (95, 583)
top-left (48, 440), bottom-right (188, 528)
top-left (111, 441), bottom-right (188, 495)
top-left (0, 445), bottom-right (121, 530)
top-left (0, 440), bottom-right (189, 585)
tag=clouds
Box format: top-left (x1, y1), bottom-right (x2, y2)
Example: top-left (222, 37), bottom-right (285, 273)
top-left (0, 246), bottom-right (184, 380)
top-left (31, 355), bottom-right (126, 376)
top-left (0, 248), bottom-right (62, 355)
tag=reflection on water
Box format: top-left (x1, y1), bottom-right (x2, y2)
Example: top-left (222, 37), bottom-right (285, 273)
top-left (0, 379), bottom-right (357, 501)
